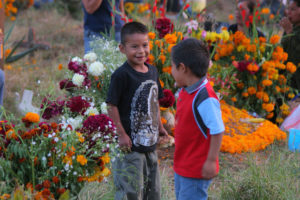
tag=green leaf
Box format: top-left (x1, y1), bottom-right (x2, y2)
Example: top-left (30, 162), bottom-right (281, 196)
top-left (5, 45), bottom-right (40, 63)
top-left (4, 21), bottom-right (16, 43)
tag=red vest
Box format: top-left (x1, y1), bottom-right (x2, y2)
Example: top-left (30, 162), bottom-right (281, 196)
top-left (173, 83), bottom-right (219, 178)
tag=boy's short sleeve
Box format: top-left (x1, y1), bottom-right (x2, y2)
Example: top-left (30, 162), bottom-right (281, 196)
top-left (106, 71), bottom-right (125, 106)
top-left (197, 98), bottom-right (225, 135)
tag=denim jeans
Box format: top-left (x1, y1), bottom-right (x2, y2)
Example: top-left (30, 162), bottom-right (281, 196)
top-left (0, 69), bottom-right (5, 106)
top-left (84, 28), bottom-right (121, 53)
top-left (174, 172), bottom-right (212, 200)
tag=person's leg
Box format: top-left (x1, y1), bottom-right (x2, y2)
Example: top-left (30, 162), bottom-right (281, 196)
top-left (0, 69), bottom-right (5, 106)
top-left (174, 172), bottom-right (180, 199)
top-left (84, 29), bottom-right (92, 54)
top-left (174, 172), bottom-right (212, 200)
top-left (144, 151), bottom-right (161, 200)
top-left (113, 151), bottom-right (146, 200)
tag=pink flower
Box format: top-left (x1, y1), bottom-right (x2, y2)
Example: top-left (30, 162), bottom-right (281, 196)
top-left (40, 97), bottom-right (65, 120)
top-left (59, 79), bottom-right (76, 91)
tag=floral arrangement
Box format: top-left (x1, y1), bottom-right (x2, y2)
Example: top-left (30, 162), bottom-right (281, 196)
top-left (220, 101), bottom-right (286, 153)
top-left (0, 111), bottom-right (117, 198)
top-left (208, 30), bottom-right (297, 122)
top-left (148, 17), bottom-right (183, 91)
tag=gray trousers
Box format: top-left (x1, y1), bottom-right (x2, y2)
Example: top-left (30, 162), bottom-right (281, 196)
top-left (112, 151), bottom-right (161, 200)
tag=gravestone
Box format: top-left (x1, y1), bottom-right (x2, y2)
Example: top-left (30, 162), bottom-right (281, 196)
top-left (16, 89), bottom-right (40, 115)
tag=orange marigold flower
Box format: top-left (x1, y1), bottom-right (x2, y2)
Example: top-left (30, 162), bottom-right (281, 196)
top-left (288, 93), bottom-right (295, 99)
top-left (262, 79), bottom-right (272, 86)
top-left (256, 91), bottom-right (263, 99)
top-left (77, 155), bottom-right (88, 166)
top-left (22, 112), bottom-right (40, 123)
top-left (159, 79), bottom-right (164, 88)
top-left (162, 66), bottom-right (172, 74)
top-left (58, 64), bottom-right (63, 70)
top-left (161, 117), bottom-right (167, 124)
top-left (148, 54), bottom-right (155, 64)
top-left (164, 33), bottom-right (177, 44)
top-left (263, 93), bottom-right (269, 102)
top-left (247, 87), bottom-right (256, 95)
top-left (148, 32), bottom-right (156, 40)
top-left (168, 44), bottom-right (175, 53)
top-left (100, 152), bottom-right (110, 164)
top-left (263, 103), bottom-right (274, 112)
top-left (242, 92), bottom-right (249, 97)
top-left (228, 14), bottom-right (234, 20)
top-left (269, 14), bottom-right (274, 20)
top-left (231, 97), bottom-right (237, 102)
top-left (261, 7), bottom-right (270, 14)
top-left (270, 35), bottom-right (280, 44)
top-left (159, 54), bottom-right (166, 64)
top-left (286, 62), bottom-right (297, 73)
top-left (276, 117), bottom-right (283, 124)
top-left (237, 82), bottom-right (244, 89)
top-left (244, 54), bottom-right (250, 61)
top-left (266, 112), bottom-right (274, 119)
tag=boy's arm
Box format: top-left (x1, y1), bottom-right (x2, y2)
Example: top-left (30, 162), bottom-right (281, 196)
top-left (82, 0), bottom-right (103, 14)
top-left (201, 133), bottom-right (223, 179)
top-left (107, 103), bottom-right (132, 151)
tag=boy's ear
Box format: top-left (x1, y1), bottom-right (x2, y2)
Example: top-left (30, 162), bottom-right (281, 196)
top-left (119, 44), bottom-right (125, 54)
top-left (178, 63), bottom-right (188, 73)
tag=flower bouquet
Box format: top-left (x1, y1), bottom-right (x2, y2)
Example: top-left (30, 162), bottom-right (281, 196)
top-left (0, 111), bottom-right (117, 198)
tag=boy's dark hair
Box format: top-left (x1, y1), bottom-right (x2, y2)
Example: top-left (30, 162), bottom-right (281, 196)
top-left (121, 22), bottom-right (149, 44)
top-left (171, 38), bottom-right (210, 78)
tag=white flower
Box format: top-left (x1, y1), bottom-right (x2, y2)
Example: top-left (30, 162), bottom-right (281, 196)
top-left (84, 52), bottom-right (97, 63)
top-left (72, 56), bottom-right (82, 64)
top-left (84, 107), bottom-right (99, 116)
top-left (72, 73), bottom-right (85, 86)
top-left (67, 116), bottom-right (83, 130)
top-left (42, 157), bottom-right (46, 161)
top-left (54, 137), bottom-right (59, 142)
top-left (87, 61), bottom-right (104, 76)
top-left (73, 171), bottom-right (78, 176)
top-left (101, 102), bottom-right (108, 114)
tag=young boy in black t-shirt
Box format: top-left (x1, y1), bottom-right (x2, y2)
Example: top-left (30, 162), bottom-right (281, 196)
top-left (106, 22), bottom-right (168, 200)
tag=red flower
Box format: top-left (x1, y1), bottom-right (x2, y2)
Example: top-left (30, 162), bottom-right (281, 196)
top-left (42, 180), bottom-right (51, 188)
top-left (59, 79), bottom-right (76, 91)
top-left (155, 18), bottom-right (174, 38)
top-left (66, 96), bottom-right (90, 114)
top-left (183, 4), bottom-right (190, 10)
top-left (68, 61), bottom-right (87, 73)
top-left (236, 60), bottom-right (251, 72)
top-left (40, 97), bottom-right (65, 120)
top-left (159, 89), bottom-right (175, 108)
top-left (52, 176), bottom-right (59, 184)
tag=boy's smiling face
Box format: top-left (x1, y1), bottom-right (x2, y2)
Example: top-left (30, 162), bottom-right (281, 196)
top-left (119, 33), bottom-right (150, 68)
top-left (287, 1), bottom-right (300, 26)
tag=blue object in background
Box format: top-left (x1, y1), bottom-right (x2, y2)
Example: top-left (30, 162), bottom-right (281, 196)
top-left (34, 0), bottom-right (54, 8)
top-left (288, 129), bottom-right (300, 152)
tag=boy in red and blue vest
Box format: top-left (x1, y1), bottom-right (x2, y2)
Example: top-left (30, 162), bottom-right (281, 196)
top-left (171, 38), bottom-right (224, 200)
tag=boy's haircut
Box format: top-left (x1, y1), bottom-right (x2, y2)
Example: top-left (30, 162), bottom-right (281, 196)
top-left (121, 22), bottom-right (149, 44)
top-left (171, 38), bottom-right (210, 78)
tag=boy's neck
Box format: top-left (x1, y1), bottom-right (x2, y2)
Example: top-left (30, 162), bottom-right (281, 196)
top-left (185, 75), bottom-right (204, 87)
top-left (128, 61), bottom-right (148, 73)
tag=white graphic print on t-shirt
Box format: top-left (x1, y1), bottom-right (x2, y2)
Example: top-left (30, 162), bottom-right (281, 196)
top-left (130, 80), bottom-right (159, 147)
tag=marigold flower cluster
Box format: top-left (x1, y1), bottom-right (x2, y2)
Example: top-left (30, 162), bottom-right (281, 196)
top-left (220, 102), bottom-right (286, 153)
top-left (209, 30), bottom-right (298, 122)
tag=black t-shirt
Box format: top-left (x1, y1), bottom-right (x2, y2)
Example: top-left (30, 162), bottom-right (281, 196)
top-left (106, 61), bottom-right (163, 153)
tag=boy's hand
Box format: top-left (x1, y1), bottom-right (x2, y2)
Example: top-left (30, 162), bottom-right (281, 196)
top-left (159, 126), bottom-right (169, 137)
top-left (201, 160), bottom-right (218, 179)
top-left (118, 134), bottom-right (132, 152)
top-left (280, 17), bottom-right (293, 34)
